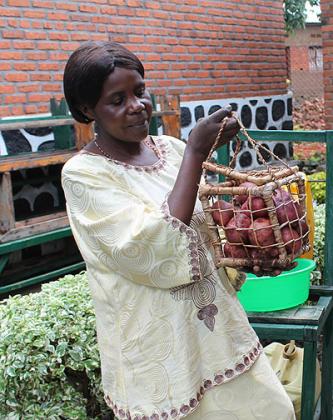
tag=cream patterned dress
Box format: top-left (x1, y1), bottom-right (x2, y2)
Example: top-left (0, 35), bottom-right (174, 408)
top-left (61, 135), bottom-right (295, 420)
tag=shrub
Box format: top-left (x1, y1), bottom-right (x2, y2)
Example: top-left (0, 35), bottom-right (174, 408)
top-left (309, 171), bottom-right (326, 205)
top-left (312, 203), bottom-right (325, 284)
top-left (0, 272), bottom-right (113, 419)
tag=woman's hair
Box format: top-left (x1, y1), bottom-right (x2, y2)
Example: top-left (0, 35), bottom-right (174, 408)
top-left (63, 41), bottom-right (145, 124)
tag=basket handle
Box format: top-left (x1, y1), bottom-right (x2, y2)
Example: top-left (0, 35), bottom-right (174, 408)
top-left (204, 113), bottom-right (298, 182)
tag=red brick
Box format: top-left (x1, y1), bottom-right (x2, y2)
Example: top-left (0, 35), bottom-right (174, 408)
top-left (32, 0), bottom-right (54, 8)
top-left (31, 73), bottom-right (51, 81)
top-left (6, 73), bottom-right (29, 82)
top-left (37, 104), bottom-right (50, 113)
top-left (26, 51), bottom-right (48, 60)
top-left (0, 9), bottom-right (20, 17)
top-left (3, 30), bottom-right (24, 39)
top-left (39, 62), bottom-right (60, 71)
top-left (7, 0), bottom-right (30, 5)
top-left (25, 32), bottom-right (48, 40)
top-left (70, 33), bottom-right (91, 41)
top-left (56, 2), bottom-right (78, 11)
top-left (23, 10), bottom-right (46, 19)
top-left (127, 0), bottom-right (141, 6)
top-left (29, 93), bottom-right (53, 102)
top-left (8, 105), bottom-right (25, 115)
top-left (0, 51), bottom-right (23, 60)
top-left (43, 83), bottom-right (61, 91)
top-left (0, 86), bottom-right (15, 94)
top-left (0, 40), bottom-right (11, 48)
top-left (4, 94), bottom-right (27, 104)
top-left (19, 84), bottom-right (41, 92)
top-left (47, 12), bottom-right (70, 20)
top-left (14, 62), bottom-right (37, 71)
top-left (7, 19), bottom-right (20, 28)
top-left (79, 4), bottom-right (98, 13)
top-left (20, 21), bottom-right (31, 28)
top-left (37, 42), bottom-right (60, 50)
top-left (0, 63), bottom-right (11, 71)
top-left (60, 42), bottom-right (81, 51)
top-left (49, 33), bottom-right (69, 41)
top-left (49, 52), bottom-right (69, 61)
top-left (24, 104), bottom-right (39, 114)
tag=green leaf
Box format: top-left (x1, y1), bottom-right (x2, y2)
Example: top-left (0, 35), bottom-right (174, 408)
top-left (5, 367), bottom-right (16, 377)
top-left (55, 342), bottom-right (68, 357)
top-left (68, 346), bottom-right (84, 362)
top-left (284, 0), bottom-right (320, 33)
top-left (84, 358), bottom-right (99, 370)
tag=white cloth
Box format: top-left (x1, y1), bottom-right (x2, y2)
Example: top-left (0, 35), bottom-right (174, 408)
top-left (62, 135), bottom-right (273, 419)
top-left (186, 353), bottom-right (295, 420)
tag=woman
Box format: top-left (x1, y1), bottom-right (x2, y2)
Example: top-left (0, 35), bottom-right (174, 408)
top-left (62, 41), bottom-right (295, 420)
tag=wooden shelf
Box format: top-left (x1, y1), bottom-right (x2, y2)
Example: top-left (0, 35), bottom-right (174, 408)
top-left (0, 149), bottom-right (77, 173)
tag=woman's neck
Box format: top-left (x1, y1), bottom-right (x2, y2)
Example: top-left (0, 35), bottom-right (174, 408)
top-left (86, 134), bottom-right (159, 166)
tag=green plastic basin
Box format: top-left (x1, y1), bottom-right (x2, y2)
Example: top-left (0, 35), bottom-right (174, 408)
top-left (237, 258), bottom-right (316, 312)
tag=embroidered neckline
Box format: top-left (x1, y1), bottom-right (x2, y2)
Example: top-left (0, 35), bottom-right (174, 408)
top-left (104, 341), bottom-right (262, 420)
top-left (79, 136), bottom-right (168, 173)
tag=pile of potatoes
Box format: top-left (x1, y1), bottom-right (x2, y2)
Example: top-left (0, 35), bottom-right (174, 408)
top-left (210, 181), bottom-right (309, 263)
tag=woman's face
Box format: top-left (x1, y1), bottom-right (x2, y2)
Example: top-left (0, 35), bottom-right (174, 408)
top-left (87, 67), bottom-right (153, 143)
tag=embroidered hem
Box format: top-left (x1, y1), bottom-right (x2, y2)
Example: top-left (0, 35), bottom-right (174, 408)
top-left (161, 195), bottom-right (201, 282)
top-left (104, 341), bottom-right (262, 419)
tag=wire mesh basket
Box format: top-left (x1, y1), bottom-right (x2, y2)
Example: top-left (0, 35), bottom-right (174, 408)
top-left (198, 117), bottom-right (311, 274)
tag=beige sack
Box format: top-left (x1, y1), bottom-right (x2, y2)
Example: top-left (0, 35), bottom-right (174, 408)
top-left (264, 340), bottom-right (321, 419)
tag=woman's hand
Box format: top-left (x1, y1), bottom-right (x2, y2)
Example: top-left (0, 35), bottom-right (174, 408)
top-left (186, 106), bottom-right (240, 161)
top-left (167, 106), bottom-right (239, 226)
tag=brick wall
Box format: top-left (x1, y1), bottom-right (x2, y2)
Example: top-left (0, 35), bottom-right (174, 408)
top-left (322, 0), bottom-right (333, 129)
top-left (293, 143), bottom-right (326, 160)
top-left (286, 24), bottom-right (323, 103)
top-left (289, 46), bottom-right (309, 71)
top-left (0, 0), bottom-right (288, 117)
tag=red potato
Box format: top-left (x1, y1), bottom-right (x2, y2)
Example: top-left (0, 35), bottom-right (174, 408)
top-left (249, 246), bottom-right (279, 260)
top-left (211, 200), bottom-right (233, 227)
top-left (239, 201), bottom-right (251, 220)
top-left (241, 197), bottom-right (268, 219)
top-left (281, 226), bottom-right (302, 254)
top-left (223, 243), bottom-right (248, 259)
top-left (234, 181), bottom-right (256, 205)
top-left (273, 189), bottom-right (302, 225)
top-left (225, 213), bottom-right (251, 244)
top-left (294, 219), bottom-right (310, 238)
top-left (248, 217), bottom-right (276, 247)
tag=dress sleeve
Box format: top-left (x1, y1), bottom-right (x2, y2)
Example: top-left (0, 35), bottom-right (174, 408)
top-left (62, 163), bottom-right (201, 289)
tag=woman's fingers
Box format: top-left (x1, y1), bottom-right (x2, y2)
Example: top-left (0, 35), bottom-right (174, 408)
top-left (208, 107), bottom-right (240, 141)
top-left (221, 117), bottom-right (240, 137)
top-left (208, 105), bottom-right (233, 123)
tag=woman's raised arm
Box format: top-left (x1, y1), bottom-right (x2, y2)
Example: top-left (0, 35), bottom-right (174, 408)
top-left (167, 107), bottom-right (240, 225)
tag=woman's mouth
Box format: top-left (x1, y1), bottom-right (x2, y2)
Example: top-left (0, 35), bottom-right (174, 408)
top-left (128, 119), bottom-right (148, 128)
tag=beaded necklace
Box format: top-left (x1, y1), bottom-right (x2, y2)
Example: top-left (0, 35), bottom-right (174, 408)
top-left (94, 137), bottom-right (159, 161)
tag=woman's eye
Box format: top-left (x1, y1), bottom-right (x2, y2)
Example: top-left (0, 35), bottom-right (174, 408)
top-left (136, 88), bottom-right (145, 97)
top-left (111, 96), bottom-right (123, 105)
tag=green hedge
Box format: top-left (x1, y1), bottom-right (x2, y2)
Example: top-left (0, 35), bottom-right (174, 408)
top-left (308, 171), bottom-right (326, 204)
top-left (0, 272), bottom-right (113, 419)
top-left (312, 203), bottom-right (325, 284)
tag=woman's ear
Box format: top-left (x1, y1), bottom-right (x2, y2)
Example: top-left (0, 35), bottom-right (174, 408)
top-left (79, 105), bottom-right (95, 121)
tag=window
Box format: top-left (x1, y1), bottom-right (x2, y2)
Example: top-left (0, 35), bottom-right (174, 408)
top-left (309, 46), bottom-right (323, 70)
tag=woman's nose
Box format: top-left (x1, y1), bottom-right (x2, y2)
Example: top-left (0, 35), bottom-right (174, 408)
top-left (128, 96), bottom-right (145, 113)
